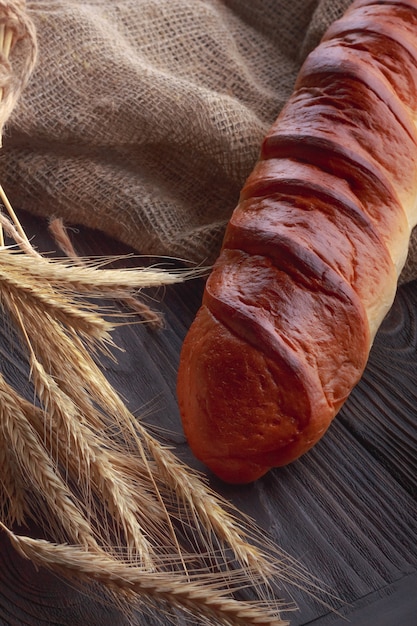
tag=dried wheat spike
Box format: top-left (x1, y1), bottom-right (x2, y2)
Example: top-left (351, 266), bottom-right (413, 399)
top-left (0, 3), bottom-right (318, 624)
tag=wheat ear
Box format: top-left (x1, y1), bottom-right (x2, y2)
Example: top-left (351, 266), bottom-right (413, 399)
top-left (0, 432), bottom-right (27, 526)
top-left (0, 256), bottom-right (299, 621)
top-left (2, 526), bottom-right (290, 626)
top-left (28, 355), bottom-right (158, 567)
top-left (0, 374), bottom-right (101, 547)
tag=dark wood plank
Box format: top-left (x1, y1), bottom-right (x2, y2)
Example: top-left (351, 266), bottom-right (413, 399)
top-left (0, 210), bottom-right (415, 625)
top-left (302, 571), bottom-right (417, 625)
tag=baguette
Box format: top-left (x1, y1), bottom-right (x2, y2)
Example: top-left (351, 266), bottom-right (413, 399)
top-left (177, 0), bottom-right (417, 483)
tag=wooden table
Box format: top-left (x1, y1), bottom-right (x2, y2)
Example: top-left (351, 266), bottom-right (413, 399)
top-left (0, 211), bottom-right (416, 625)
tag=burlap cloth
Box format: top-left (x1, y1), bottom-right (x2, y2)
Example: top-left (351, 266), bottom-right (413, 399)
top-left (1, 0), bottom-right (416, 283)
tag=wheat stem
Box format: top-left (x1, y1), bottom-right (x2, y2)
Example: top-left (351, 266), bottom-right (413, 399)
top-left (48, 217), bottom-right (81, 261)
top-left (0, 183), bottom-right (27, 242)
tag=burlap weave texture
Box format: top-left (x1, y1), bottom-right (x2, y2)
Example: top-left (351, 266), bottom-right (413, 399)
top-left (1, 0), bottom-right (417, 282)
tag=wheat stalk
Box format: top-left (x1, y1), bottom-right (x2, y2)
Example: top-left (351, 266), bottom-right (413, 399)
top-left (0, 239), bottom-right (301, 622)
top-left (0, 240), bottom-right (305, 623)
top-left (2, 525), bottom-right (291, 626)
top-left (0, 3), bottom-right (323, 625)
top-left (0, 245), bottom-right (201, 289)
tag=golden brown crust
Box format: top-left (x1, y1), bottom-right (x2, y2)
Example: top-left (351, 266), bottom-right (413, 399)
top-left (178, 305), bottom-right (332, 483)
top-left (265, 75), bottom-right (417, 206)
top-left (324, 3), bottom-right (417, 91)
top-left (239, 158), bottom-right (408, 262)
top-left (225, 184), bottom-right (397, 331)
top-left (178, 244), bottom-right (370, 482)
top-left (177, 0), bottom-right (417, 482)
top-left (348, 1), bottom-right (417, 15)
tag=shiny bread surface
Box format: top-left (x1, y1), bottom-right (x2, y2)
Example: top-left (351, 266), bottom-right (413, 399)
top-left (177, 0), bottom-right (417, 483)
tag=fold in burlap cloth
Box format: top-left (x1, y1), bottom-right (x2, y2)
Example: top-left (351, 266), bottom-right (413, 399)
top-left (1, 0), bottom-right (416, 282)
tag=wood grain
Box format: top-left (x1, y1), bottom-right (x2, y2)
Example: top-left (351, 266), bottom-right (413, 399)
top-left (0, 211), bottom-right (415, 625)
